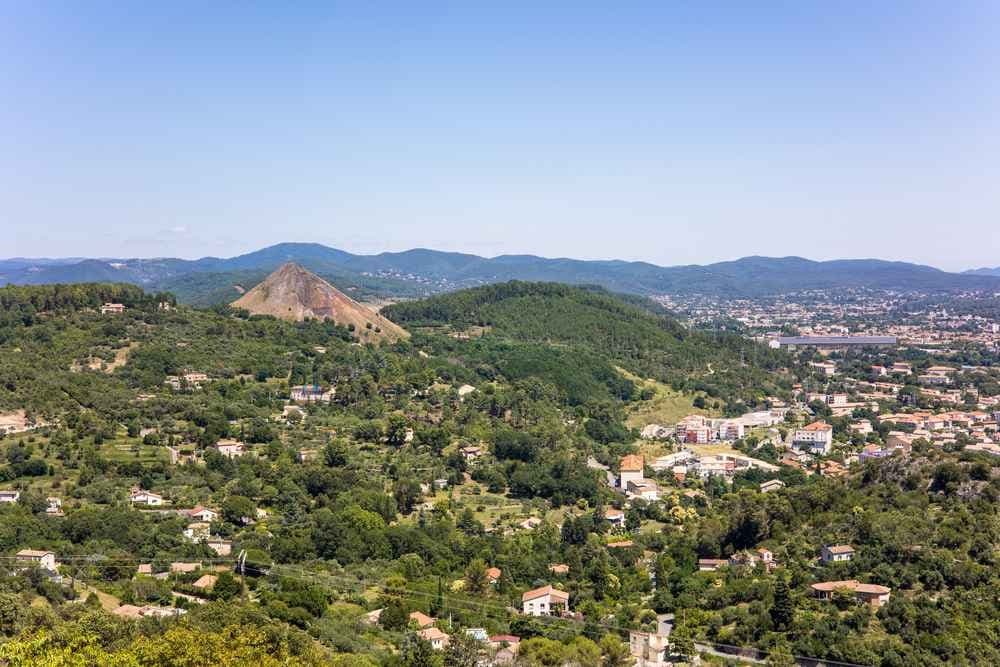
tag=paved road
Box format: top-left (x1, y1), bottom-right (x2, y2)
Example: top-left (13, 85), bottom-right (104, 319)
top-left (586, 456), bottom-right (618, 489)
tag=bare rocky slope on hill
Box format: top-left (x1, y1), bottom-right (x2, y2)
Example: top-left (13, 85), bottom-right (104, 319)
top-left (232, 262), bottom-right (408, 343)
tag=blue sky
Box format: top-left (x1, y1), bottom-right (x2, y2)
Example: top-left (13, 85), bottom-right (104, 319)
top-left (3, 2), bottom-right (998, 269)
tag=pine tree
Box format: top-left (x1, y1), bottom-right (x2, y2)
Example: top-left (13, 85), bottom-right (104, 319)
top-left (770, 578), bottom-right (794, 631)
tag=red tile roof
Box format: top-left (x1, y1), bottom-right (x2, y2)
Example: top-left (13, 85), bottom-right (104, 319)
top-left (522, 585), bottom-right (568, 602)
top-left (620, 454), bottom-right (644, 472)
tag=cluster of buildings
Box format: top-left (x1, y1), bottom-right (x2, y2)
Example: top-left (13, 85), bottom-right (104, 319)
top-left (660, 288), bottom-right (1000, 353)
top-left (647, 409), bottom-right (786, 445)
top-left (871, 409), bottom-right (1000, 455)
top-left (650, 449), bottom-right (778, 483)
top-left (617, 455), bottom-right (660, 501)
top-left (100, 303), bottom-right (125, 315)
top-left (698, 547), bottom-right (776, 573)
top-left (365, 604), bottom-right (529, 662)
top-left (770, 335), bottom-right (897, 351)
top-left (290, 384), bottom-right (335, 403)
top-left (164, 371), bottom-right (209, 391)
top-left (804, 392), bottom-right (879, 417)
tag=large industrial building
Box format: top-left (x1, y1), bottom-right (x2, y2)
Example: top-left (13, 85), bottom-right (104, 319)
top-left (770, 335), bottom-right (897, 351)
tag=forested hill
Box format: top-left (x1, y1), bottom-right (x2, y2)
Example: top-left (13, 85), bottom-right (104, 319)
top-left (6, 244), bottom-right (999, 301)
top-left (385, 282), bottom-right (790, 410)
top-left (384, 281), bottom-right (686, 338)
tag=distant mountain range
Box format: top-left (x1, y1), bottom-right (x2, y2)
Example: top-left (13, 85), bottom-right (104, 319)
top-left (2, 242), bottom-right (998, 303)
top-left (964, 267), bottom-right (1000, 277)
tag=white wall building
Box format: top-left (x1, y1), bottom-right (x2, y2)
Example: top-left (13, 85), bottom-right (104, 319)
top-left (522, 585), bottom-right (569, 617)
top-left (793, 421), bottom-right (833, 455)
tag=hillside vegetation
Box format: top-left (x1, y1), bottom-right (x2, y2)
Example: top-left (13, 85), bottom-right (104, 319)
top-left (4, 282), bottom-right (1000, 665)
top-left (385, 281), bottom-right (790, 411)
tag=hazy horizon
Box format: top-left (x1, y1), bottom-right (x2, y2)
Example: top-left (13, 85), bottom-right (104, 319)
top-left (2, 241), bottom-right (995, 274)
top-left (5, 3), bottom-right (1000, 271)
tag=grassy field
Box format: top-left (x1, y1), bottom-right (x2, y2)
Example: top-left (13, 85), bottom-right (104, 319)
top-left (620, 369), bottom-right (718, 428)
top-left (100, 437), bottom-right (170, 464)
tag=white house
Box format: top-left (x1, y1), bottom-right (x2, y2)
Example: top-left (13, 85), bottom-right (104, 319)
top-left (821, 544), bottom-right (856, 564)
top-left (290, 385), bottom-right (335, 403)
top-left (215, 441), bottom-right (246, 458)
top-left (810, 361), bottom-right (837, 376)
top-left (793, 421), bottom-right (834, 455)
top-left (605, 508), bottom-right (626, 529)
top-left (626, 479), bottom-right (660, 501)
top-left (522, 585), bottom-right (569, 617)
top-left (44, 497), bottom-right (64, 516)
top-left (759, 479), bottom-right (786, 493)
top-left (851, 419), bottom-right (873, 435)
top-left (185, 506), bottom-right (218, 522)
top-left (0, 490), bottom-right (20, 503)
top-left (418, 627), bottom-right (450, 650)
top-left (618, 454), bottom-right (645, 489)
top-left (16, 549), bottom-right (57, 571)
top-left (460, 445), bottom-right (483, 463)
top-left (183, 522), bottom-right (211, 543)
top-left (129, 488), bottom-right (163, 506)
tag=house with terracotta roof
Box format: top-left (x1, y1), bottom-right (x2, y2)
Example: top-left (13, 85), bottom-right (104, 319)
top-left (605, 508), bottom-right (626, 529)
top-left (409, 611), bottom-right (436, 629)
top-left (793, 421), bottom-right (833, 455)
top-left (113, 604), bottom-right (185, 620)
top-left (626, 478), bottom-right (660, 501)
top-left (489, 635), bottom-right (520, 648)
top-left (812, 580), bottom-right (891, 608)
top-left (129, 488), bottom-right (163, 506)
top-left (548, 563), bottom-right (569, 575)
top-left (418, 627), bottom-right (450, 650)
top-left (821, 544), bottom-right (855, 564)
top-left (185, 506), bottom-right (218, 522)
top-left (618, 454), bottom-right (645, 488)
top-left (698, 558), bottom-right (727, 572)
top-left (206, 537), bottom-right (232, 556)
top-left (16, 549), bottom-right (56, 571)
top-left (759, 479), bottom-right (785, 493)
top-left (192, 574), bottom-right (217, 591)
top-left (170, 561), bottom-right (201, 574)
top-left (215, 441), bottom-right (246, 458)
top-left (486, 567), bottom-right (502, 584)
top-left (522, 585), bottom-right (569, 617)
top-left (820, 460), bottom-right (848, 478)
top-left (113, 604), bottom-right (145, 619)
top-left (460, 445), bottom-right (484, 463)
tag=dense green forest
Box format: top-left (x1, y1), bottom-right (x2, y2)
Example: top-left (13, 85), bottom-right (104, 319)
top-left (0, 282), bottom-right (998, 666)
top-left (384, 282), bottom-right (792, 412)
